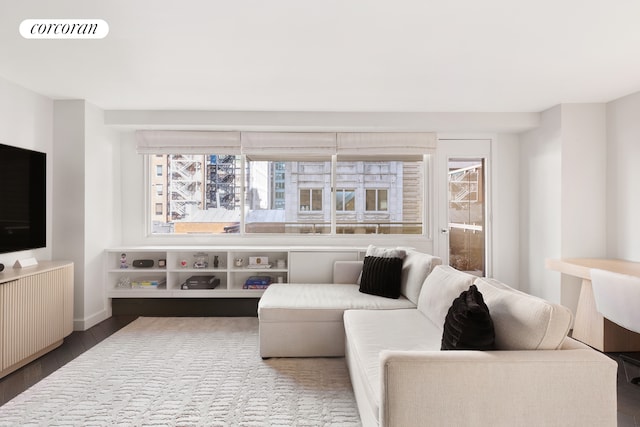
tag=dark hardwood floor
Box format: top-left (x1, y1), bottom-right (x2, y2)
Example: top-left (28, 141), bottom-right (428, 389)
top-left (615, 352), bottom-right (640, 426)
top-left (2, 315), bottom-right (640, 426)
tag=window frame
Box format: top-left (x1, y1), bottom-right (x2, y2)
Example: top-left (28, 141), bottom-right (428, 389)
top-left (299, 188), bottom-right (323, 212)
top-left (146, 153), bottom-right (430, 238)
top-left (335, 188), bottom-right (356, 212)
top-left (365, 188), bottom-right (389, 212)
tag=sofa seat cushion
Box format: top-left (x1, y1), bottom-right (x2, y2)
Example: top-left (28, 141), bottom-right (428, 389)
top-left (474, 277), bottom-right (572, 350)
top-left (344, 309), bottom-right (441, 421)
top-left (259, 283), bottom-right (416, 323)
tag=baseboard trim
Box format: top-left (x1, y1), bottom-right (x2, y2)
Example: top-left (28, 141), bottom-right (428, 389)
top-left (74, 308), bottom-right (110, 331)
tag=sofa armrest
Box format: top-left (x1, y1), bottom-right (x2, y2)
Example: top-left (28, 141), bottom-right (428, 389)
top-left (380, 348), bottom-right (617, 427)
top-left (333, 260), bottom-right (363, 284)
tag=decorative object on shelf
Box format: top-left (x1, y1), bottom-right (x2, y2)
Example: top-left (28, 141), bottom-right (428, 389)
top-left (181, 275), bottom-right (220, 290)
top-left (248, 256), bottom-right (271, 269)
top-left (276, 259), bottom-right (286, 269)
top-left (158, 259), bottom-right (166, 268)
top-left (132, 259), bottom-right (154, 268)
top-left (250, 256), bottom-right (268, 266)
top-left (213, 255), bottom-right (219, 268)
top-left (180, 260), bottom-right (188, 268)
top-left (277, 276), bottom-right (284, 283)
top-left (235, 258), bottom-right (244, 267)
top-left (120, 253), bottom-right (128, 269)
top-left (14, 257), bottom-right (38, 268)
top-left (116, 276), bottom-right (131, 288)
top-left (193, 252), bottom-right (209, 269)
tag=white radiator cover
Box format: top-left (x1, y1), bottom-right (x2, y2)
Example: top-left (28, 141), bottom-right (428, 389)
top-left (0, 262), bottom-right (74, 378)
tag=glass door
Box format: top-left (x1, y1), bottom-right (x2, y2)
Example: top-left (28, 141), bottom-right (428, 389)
top-left (448, 159), bottom-right (485, 276)
top-left (436, 140), bottom-right (491, 277)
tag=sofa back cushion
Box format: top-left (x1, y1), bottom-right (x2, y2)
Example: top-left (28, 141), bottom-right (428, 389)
top-left (473, 277), bottom-right (572, 350)
top-left (417, 265), bottom-right (477, 330)
top-left (400, 250), bottom-right (442, 304)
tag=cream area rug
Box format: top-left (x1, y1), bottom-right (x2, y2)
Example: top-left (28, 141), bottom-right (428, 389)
top-left (0, 317), bottom-right (362, 426)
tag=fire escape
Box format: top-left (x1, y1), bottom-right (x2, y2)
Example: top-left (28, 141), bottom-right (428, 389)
top-left (206, 155), bottom-right (238, 209)
top-left (168, 155), bottom-right (203, 220)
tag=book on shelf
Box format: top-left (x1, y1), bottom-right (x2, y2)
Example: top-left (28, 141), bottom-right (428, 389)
top-left (244, 276), bottom-right (272, 288)
top-left (242, 283), bottom-right (271, 289)
top-left (181, 275), bottom-right (220, 290)
top-left (246, 264), bottom-right (272, 269)
top-left (131, 278), bottom-right (166, 289)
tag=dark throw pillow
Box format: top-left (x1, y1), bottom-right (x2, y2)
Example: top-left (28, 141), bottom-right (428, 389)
top-left (441, 284), bottom-right (496, 350)
top-left (359, 256), bottom-right (404, 299)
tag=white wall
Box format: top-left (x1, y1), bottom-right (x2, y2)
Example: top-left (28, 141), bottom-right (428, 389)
top-left (606, 91), bottom-right (640, 260)
top-left (519, 104), bottom-right (607, 314)
top-left (53, 100), bottom-right (86, 321)
top-left (491, 134), bottom-right (520, 285)
top-left (519, 106), bottom-right (563, 303)
top-left (83, 102), bottom-right (120, 325)
top-left (53, 100), bottom-right (120, 330)
top-left (0, 77), bottom-right (53, 267)
top-left (559, 104), bottom-right (607, 312)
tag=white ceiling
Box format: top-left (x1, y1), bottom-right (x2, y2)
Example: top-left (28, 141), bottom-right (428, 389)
top-left (1, 0), bottom-right (639, 113)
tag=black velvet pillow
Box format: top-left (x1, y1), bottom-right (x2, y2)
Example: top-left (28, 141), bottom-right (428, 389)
top-left (359, 256), bottom-right (404, 299)
top-left (441, 285), bottom-right (496, 350)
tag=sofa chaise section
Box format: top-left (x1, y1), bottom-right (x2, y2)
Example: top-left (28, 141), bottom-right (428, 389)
top-left (344, 266), bottom-right (618, 427)
top-left (258, 283), bottom-right (416, 357)
top-left (258, 249), bottom-right (442, 358)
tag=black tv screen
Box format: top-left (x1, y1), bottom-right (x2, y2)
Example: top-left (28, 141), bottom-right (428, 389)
top-left (0, 144), bottom-right (46, 254)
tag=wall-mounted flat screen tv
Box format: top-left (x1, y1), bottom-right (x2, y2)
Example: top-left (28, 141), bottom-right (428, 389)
top-left (0, 143), bottom-right (46, 254)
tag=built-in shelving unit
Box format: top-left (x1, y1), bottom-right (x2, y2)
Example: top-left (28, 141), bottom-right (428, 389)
top-left (105, 246), bottom-right (366, 299)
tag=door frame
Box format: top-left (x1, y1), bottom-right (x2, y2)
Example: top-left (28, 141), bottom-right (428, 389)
top-left (435, 139), bottom-right (492, 277)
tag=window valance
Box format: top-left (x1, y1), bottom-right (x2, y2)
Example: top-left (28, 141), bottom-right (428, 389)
top-left (337, 132), bottom-right (436, 160)
top-left (241, 132), bottom-right (336, 161)
top-left (136, 130), bottom-right (437, 158)
top-left (136, 130), bottom-right (241, 154)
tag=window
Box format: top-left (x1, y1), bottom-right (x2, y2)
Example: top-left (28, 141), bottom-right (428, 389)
top-left (300, 188), bottom-right (322, 211)
top-left (336, 189), bottom-right (355, 211)
top-left (336, 159), bottom-right (423, 234)
top-left (244, 160), bottom-right (331, 234)
top-left (149, 154), bottom-right (241, 234)
top-left (143, 131), bottom-right (432, 236)
top-left (366, 189), bottom-right (388, 211)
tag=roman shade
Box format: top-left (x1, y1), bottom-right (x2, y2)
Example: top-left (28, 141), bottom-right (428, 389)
top-left (337, 132), bottom-right (436, 160)
top-left (135, 130), bottom-right (437, 159)
top-left (241, 132), bottom-right (336, 160)
top-left (136, 130), bottom-right (241, 154)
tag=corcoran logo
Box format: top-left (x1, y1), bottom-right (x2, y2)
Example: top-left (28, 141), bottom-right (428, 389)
top-left (19, 19), bottom-right (109, 39)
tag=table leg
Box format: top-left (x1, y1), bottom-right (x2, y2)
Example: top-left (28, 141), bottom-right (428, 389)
top-left (572, 278), bottom-right (640, 352)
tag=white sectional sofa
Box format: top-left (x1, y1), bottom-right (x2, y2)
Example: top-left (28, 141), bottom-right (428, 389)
top-left (257, 249), bottom-right (618, 427)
